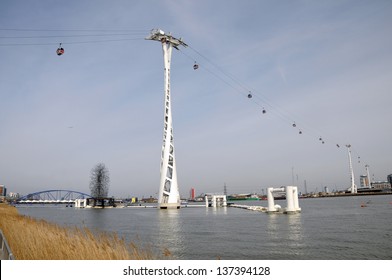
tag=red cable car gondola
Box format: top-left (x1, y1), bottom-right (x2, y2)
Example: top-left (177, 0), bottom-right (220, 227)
top-left (56, 43), bottom-right (64, 56)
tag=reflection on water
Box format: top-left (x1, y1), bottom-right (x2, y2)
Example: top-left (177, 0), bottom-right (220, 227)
top-left (88, 208), bottom-right (109, 232)
top-left (287, 214), bottom-right (304, 243)
top-left (157, 210), bottom-right (184, 258)
top-left (264, 213), bottom-right (304, 259)
top-left (267, 214), bottom-right (303, 241)
top-left (207, 206), bottom-right (228, 215)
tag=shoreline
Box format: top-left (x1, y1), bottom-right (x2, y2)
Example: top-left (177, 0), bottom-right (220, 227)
top-left (299, 191), bottom-right (392, 199)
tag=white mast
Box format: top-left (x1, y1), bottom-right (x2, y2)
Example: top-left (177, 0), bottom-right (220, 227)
top-left (146, 29), bottom-right (187, 209)
top-left (346, 144), bottom-right (357, 193)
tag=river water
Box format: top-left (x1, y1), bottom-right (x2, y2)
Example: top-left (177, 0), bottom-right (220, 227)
top-left (16, 195), bottom-right (392, 260)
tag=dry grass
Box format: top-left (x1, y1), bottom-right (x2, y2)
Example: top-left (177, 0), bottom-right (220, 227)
top-left (0, 203), bottom-right (165, 260)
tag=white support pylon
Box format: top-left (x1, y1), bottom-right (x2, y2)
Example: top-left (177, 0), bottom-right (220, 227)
top-left (346, 144), bottom-right (357, 194)
top-left (146, 29), bottom-right (187, 209)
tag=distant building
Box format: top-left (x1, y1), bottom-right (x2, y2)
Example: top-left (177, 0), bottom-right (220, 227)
top-left (9, 192), bottom-right (20, 199)
top-left (387, 174), bottom-right (392, 186)
top-left (189, 188), bottom-right (196, 200)
top-left (371, 181), bottom-right (391, 190)
top-left (0, 185), bottom-right (6, 197)
top-left (360, 175), bottom-right (370, 188)
top-left (141, 196), bottom-right (157, 203)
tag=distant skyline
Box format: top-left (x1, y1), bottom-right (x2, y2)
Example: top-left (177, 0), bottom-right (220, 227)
top-left (1, 0), bottom-right (391, 198)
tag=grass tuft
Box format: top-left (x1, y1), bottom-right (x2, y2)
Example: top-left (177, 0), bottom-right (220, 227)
top-left (0, 203), bottom-right (164, 260)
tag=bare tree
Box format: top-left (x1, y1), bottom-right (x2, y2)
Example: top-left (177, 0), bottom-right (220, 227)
top-left (89, 163), bottom-right (110, 198)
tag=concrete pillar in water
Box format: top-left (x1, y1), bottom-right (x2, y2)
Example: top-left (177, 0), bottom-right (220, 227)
top-left (293, 186), bottom-right (300, 211)
top-left (267, 187), bottom-right (276, 212)
top-left (286, 186), bottom-right (295, 213)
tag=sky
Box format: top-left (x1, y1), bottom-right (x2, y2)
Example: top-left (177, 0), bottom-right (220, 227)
top-left (0, 0), bottom-right (391, 198)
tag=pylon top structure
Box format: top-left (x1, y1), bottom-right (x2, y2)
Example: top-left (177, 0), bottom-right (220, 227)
top-left (146, 29), bottom-right (188, 49)
top-left (146, 29), bottom-right (187, 209)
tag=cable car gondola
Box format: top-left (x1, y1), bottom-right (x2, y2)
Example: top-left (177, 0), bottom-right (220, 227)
top-left (247, 93), bottom-right (252, 98)
top-left (193, 62), bottom-right (199, 70)
top-left (56, 43), bottom-right (64, 56)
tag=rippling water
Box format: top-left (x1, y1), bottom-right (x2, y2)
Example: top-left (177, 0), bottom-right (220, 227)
top-left (17, 195), bottom-right (392, 259)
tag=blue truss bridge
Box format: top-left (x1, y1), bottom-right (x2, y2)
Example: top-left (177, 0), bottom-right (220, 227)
top-left (15, 189), bottom-right (93, 204)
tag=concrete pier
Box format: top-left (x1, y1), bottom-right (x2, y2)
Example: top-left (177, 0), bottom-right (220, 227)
top-left (229, 186), bottom-right (301, 214)
top-left (267, 186), bottom-right (301, 214)
top-left (204, 195), bottom-right (227, 208)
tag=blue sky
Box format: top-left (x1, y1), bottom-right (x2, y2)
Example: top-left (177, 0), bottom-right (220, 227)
top-left (0, 0), bottom-right (391, 198)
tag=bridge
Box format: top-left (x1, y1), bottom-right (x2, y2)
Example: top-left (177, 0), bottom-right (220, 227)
top-left (15, 190), bottom-right (93, 204)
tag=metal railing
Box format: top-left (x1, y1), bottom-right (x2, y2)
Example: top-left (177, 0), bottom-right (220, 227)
top-left (0, 229), bottom-right (15, 260)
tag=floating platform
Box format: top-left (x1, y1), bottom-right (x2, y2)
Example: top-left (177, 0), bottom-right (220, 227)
top-left (229, 203), bottom-right (301, 214)
top-left (229, 204), bottom-right (267, 212)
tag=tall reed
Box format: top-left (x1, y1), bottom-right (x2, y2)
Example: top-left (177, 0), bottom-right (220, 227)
top-left (0, 203), bottom-right (163, 260)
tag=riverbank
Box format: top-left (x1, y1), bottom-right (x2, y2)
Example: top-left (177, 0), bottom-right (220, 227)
top-left (299, 191), bottom-right (392, 199)
top-left (0, 203), bottom-right (161, 260)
